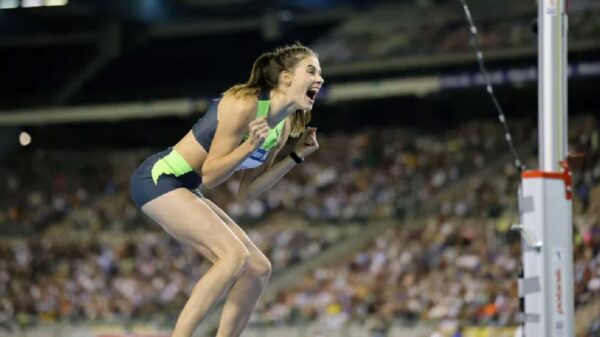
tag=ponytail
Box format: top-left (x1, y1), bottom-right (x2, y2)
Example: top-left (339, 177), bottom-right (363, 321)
top-left (247, 52), bottom-right (277, 89)
top-left (223, 53), bottom-right (269, 97)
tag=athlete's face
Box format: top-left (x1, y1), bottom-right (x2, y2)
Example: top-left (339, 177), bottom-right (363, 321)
top-left (284, 55), bottom-right (324, 110)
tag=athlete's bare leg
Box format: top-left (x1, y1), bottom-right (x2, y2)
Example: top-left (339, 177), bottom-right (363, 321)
top-left (202, 198), bottom-right (272, 337)
top-left (142, 189), bottom-right (250, 337)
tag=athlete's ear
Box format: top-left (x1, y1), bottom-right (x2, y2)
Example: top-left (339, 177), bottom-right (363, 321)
top-left (280, 70), bottom-right (292, 86)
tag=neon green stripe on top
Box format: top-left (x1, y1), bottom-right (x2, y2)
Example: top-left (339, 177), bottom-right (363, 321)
top-left (242, 99), bottom-right (285, 150)
top-left (151, 149), bottom-right (194, 185)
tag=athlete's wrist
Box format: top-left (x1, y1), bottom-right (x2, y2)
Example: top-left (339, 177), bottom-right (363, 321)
top-left (241, 139), bottom-right (259, 154)
top-left (289, 150), bottom-right (304, 164)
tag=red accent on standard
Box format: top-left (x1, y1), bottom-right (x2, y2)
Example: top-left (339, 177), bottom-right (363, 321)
top-left (522, 171), bottom-right (564, 179)
top-left (521, 160), bottom-right (573, 200)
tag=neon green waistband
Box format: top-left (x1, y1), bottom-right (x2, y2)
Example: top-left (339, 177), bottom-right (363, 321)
top-left (151, 149), bottom-right (194, 185)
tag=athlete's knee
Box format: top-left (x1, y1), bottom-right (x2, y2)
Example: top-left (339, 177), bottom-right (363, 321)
top-left (246, 252), bottom-right (272, 280)
top-left (218, 244), bottom-right (250, 278)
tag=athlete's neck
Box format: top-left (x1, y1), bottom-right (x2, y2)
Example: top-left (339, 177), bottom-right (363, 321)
top-left (266, 89), bottom-right (297, 127)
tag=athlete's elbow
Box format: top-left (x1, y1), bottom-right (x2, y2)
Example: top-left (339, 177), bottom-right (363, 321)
top-left (202, 173), bottom-right (219, 189)
top-left (202, 178), bottom-right (217, 189)
top-left (201, 166), bottom-right (218, 189)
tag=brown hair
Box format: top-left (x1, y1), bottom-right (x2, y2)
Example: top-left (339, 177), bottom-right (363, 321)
top-left (223, 42), bottom-right (316, 137)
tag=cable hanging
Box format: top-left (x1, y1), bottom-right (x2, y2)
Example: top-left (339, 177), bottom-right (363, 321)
top-left (459, 0), bottom-right (527, 172)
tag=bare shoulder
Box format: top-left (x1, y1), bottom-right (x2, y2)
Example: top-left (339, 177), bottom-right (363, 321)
top-left (212, 94), bottom-right (258, 138)
top-left (218, 93), bottom-right (258, 124)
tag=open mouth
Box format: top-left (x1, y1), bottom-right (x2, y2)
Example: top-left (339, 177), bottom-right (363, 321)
top-left (306, 88), bottom-right (318, 103)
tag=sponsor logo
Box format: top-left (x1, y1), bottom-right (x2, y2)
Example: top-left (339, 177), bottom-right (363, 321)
top-left (555, 269), bottom-right (564, 315)
top-left (251, 148), bottom-right (268, 161)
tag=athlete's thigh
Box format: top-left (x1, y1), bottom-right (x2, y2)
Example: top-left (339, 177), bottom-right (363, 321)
top-left (141, 188), bottom-right (247, 263)
top-left (201, 198), bottom-right (266, 255)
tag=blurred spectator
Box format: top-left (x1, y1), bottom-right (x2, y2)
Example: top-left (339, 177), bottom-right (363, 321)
top-left (313, 2), bottom-right (599, 66)
top-left (0, 115), bottom-right (597, 329)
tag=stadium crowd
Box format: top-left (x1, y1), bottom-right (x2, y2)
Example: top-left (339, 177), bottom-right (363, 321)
top-left (251, 116), bottom-right (600, 336)
top-left (0, 116), bottom-right (597, 336)
top-left (313, 1), bottom-right (600, 66)
top-left (0, 119), bottom-right (533, 233)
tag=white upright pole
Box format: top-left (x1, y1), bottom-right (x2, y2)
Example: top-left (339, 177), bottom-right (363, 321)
top-left (539, 0), bottom-right (569, 170)
top-left (517, 0), bottom-right (574, 336)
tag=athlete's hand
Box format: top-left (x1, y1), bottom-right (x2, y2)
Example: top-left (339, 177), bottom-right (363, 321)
top-left (245, 116), bottom-right (270, 150)
top-left (294, 127), bottom-right (319, 158)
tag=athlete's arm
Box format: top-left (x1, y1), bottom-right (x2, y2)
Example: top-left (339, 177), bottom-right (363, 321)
top-left (238, 121), bottom-right (319, 201)
top-left (202, 95), bottom-right (269, 189)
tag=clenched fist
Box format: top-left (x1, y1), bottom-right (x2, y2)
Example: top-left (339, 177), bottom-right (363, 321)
top-left (245, 116), bottom-right (270, 150)
top-left (294, 127), bottom-right (319, 158)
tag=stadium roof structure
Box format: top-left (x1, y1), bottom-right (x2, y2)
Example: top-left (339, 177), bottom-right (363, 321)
top-left (1, 0), bottom-right (383, 110)
top-left (1, 0), bottom-right (599, 123)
